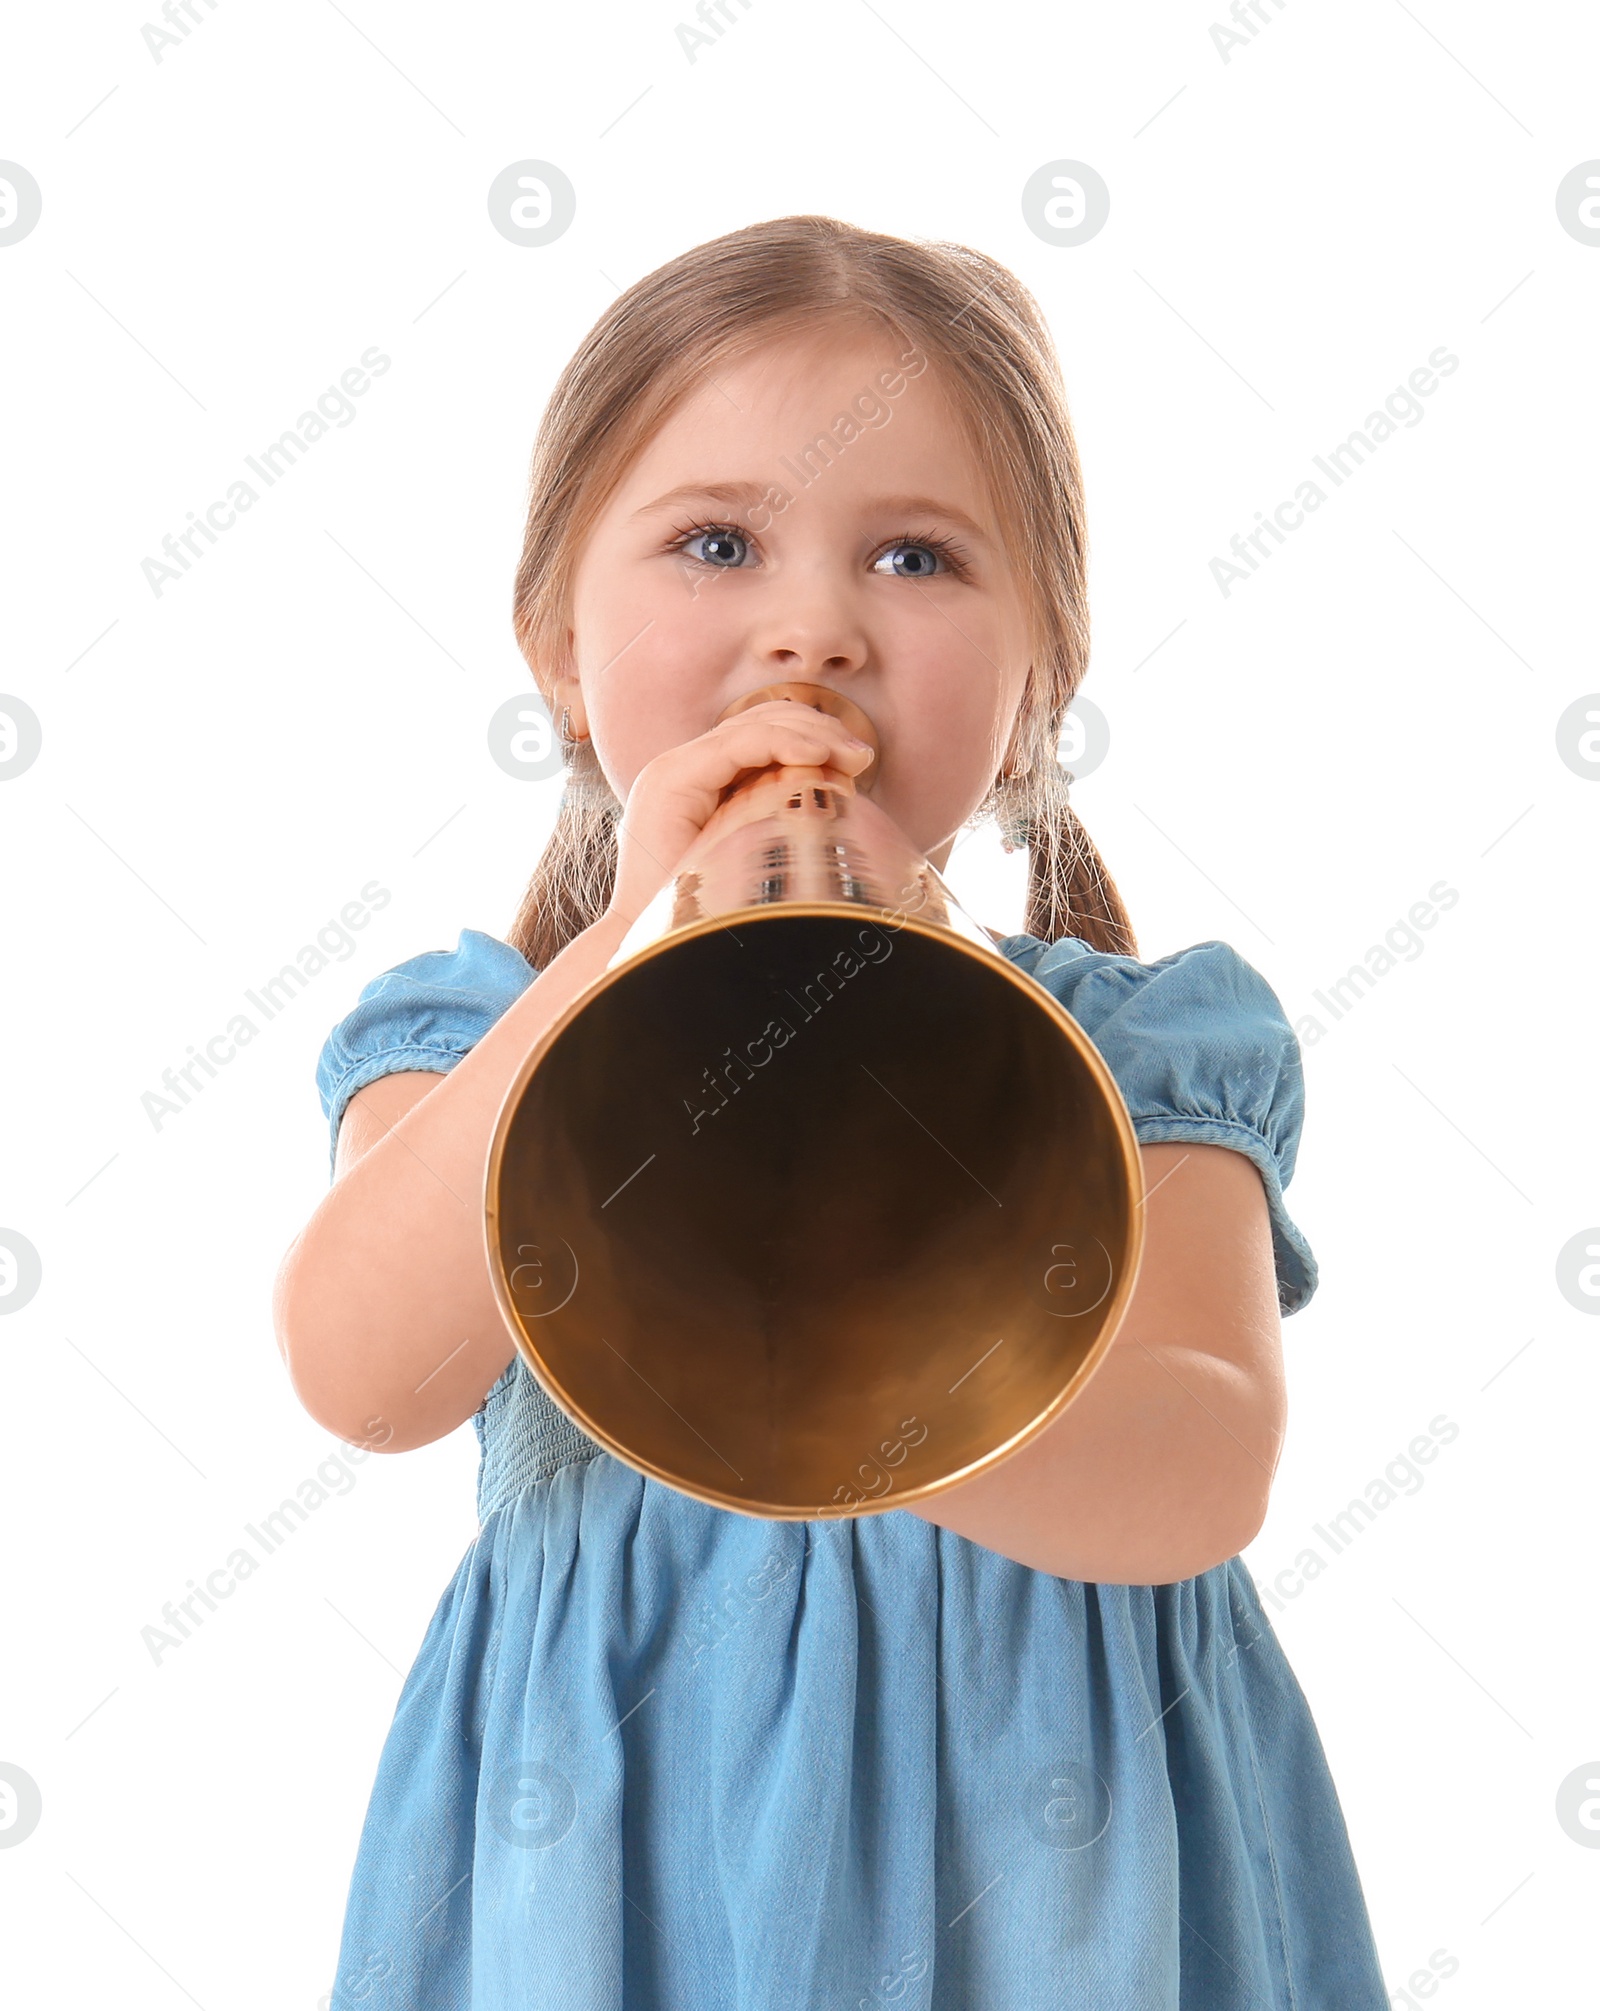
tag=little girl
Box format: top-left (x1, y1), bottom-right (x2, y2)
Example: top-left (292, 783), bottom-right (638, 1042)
top-left (277, 215), bottom-right (1389, 2009)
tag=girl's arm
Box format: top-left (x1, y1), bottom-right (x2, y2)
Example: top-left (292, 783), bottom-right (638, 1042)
top-left (903, 1139), bottom-right (1287, 1584)
top-left (272, 906), bottom-right (636, 1451)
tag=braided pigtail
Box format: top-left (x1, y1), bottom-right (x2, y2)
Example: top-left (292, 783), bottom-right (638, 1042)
top-left (989, 738), bottom-right (1138, 960)
top-left (504, 719), bottom-right (622, 974)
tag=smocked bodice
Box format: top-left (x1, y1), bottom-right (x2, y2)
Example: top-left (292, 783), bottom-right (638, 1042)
top-left (473, 1354), bottom-right (605, 1525)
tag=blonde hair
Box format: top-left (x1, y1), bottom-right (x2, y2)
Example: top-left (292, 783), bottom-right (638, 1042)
top-left (506, 213), bottom-right (1137, 969)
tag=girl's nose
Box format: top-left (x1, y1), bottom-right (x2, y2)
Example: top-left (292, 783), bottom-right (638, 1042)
top-left (748, 580), bottom-right (869, 683)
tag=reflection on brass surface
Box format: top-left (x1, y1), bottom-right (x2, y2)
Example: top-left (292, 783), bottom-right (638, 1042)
top-left (485, 683), bottom-right (1145, 1520)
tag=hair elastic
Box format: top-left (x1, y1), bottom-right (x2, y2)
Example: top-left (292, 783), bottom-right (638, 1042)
top-left (994, 757), bottom-right (1073, 850)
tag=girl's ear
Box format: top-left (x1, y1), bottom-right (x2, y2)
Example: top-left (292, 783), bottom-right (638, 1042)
top-left (998, 679), bottom-right (1035, 782)
top-left (549, 625), bottom-right (588, 737)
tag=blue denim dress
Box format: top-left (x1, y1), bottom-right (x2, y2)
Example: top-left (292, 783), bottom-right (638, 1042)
top-left (314, 928), bottom-right (1386, 2010)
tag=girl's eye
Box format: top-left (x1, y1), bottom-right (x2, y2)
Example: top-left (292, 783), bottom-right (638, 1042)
top-left (676, 524), bottom-right (751, 568)
top-left (871, 537), bottom-right (959, 579)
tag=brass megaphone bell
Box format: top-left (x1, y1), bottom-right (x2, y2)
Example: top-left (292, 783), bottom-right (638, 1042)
top-left (484, 682), bottom-right (1144, 1520)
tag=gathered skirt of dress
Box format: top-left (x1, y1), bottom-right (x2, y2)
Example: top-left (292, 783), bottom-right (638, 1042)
top-left (328, 1451), bottom-right (1387, 2011)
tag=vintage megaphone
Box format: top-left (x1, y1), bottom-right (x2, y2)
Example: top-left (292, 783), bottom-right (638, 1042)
top-left (484, 681), bottom-right (1144, 1519)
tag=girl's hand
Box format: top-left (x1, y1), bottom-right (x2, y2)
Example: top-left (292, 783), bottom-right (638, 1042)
top-left (605, 698), bottom-right (876, 928)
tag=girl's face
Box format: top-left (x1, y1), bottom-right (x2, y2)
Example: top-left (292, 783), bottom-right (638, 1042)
top-left (556, 323), bottom-right (1034, 870)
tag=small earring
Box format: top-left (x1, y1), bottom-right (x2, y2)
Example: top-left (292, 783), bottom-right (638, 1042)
top-left (559, 705), bottom-right (589, 746)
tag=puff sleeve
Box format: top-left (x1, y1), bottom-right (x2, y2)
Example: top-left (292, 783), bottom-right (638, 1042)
top-left (997, 933), bottom-right (1317, 1316)
top-left (314, 928), bottom-right (537, 1178)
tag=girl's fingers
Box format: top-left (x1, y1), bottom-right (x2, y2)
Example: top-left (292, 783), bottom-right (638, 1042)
top-left (658, 706), bottom-right (874, 796)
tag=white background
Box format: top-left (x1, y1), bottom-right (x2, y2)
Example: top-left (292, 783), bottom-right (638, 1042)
top-left (1, 1), bottom-right (1596, 2003)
